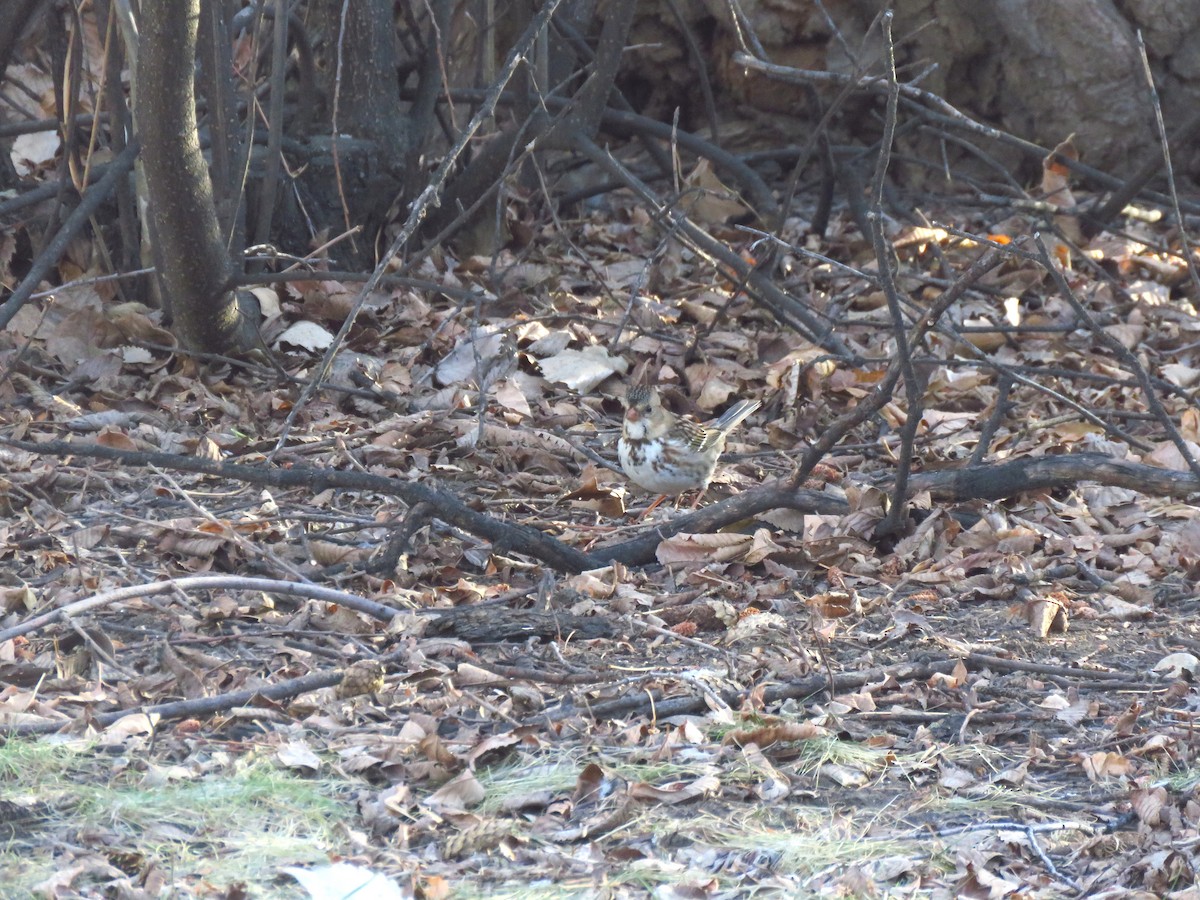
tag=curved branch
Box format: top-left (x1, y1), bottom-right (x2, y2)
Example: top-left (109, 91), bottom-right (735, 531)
top-left (906, 453), bottom-right (1200, 502)
top-left (0, 438), bottom-right (594, 573)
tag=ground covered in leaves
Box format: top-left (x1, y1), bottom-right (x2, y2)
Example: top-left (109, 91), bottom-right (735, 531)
top-left (6, 156), bottom-right (1200, 899)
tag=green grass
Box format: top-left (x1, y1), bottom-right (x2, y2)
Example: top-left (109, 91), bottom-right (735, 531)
top-left (0, 736), bottom-right (356, 898)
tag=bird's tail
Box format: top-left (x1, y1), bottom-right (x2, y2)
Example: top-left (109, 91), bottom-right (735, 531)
top-left (703, 398), bottom-right (760, 449)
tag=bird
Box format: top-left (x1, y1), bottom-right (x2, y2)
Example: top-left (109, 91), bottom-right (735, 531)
top-left (617, 384), bottom-right (760, 508)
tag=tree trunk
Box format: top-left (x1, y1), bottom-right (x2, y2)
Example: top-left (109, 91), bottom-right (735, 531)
top-left (135, 0), bottom-right (258, 353)
top-left (641, 0), bottom-right (1200, 179)
top-left (298, 0), bottom-right (406, 266)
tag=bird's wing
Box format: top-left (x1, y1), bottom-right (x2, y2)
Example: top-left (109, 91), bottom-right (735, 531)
top-left (677, 418), bottom-right (712, 452)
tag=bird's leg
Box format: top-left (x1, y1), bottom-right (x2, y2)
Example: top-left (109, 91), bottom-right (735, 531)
top-left (637, 494), bottom-right (669, 520)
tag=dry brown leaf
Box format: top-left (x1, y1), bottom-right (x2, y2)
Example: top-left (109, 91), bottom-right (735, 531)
top-left (1143, 439), bottom-right (1200, 472)
top-left (742, 528), bottom-right (784, 565)
top-left (725, 721), bottom-right (828, 747)
top-left (1026, 592), bottom-right (1069, 636)
top-left (1131, 786), bottom-right (1168, 826)
top-left (811, 592), bottom-right (859, 619)
top-left (454, 663), bottom-right (503, 687)
top-left (817, 762), bottom-right (868, 788)
top-left (682, 159), bottom-right (749, 225)
top-left (565, 566), bottom-right (618, 598)
top-left (159, 641), bottom-right (205, 700)
top-left (656, 531), bottom-right (753, 566)
top-left (465, 733), bottom-right (522, 770)
top-left (1082, 750), bottom-right (1132, 781)
top-left (628, 774), bottom-right (720, 804)
top-left (424, 771), bottom-right (486, 812)
top-left (938, 763), bottom-right (978, 791)
top-left (309, 540), bottom-right (367, 566)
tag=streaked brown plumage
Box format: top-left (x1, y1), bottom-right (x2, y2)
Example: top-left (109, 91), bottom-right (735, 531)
top-left (617, 384), bottom-right (759, 498)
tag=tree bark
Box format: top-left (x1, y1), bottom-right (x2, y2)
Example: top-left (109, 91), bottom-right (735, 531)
top-left (288, 0), bottom-right (408, 267)
top-left (135, 0), bottom-right (258, 353)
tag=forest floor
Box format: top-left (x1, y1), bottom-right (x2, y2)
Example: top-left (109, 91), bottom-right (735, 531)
top-left (4, 146), bottom-right (1200, 899)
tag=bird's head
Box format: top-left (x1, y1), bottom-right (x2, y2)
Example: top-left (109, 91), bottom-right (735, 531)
top-left (623, 384), bottom-right (668, 439)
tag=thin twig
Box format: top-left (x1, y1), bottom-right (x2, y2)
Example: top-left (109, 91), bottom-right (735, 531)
top-left (1134, 31), bottom-right (1200, 300)
top-left (0, 575), bottom-right (406, 645)
top-left (866, 13), bottom-right (920, 540)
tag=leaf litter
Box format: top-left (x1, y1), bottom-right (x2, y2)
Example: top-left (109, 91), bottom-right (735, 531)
top-left (4, 126), bottom-right (1200, 899)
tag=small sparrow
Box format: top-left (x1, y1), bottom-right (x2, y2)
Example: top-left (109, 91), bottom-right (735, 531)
top-left (618, 384), bottom-right (760, 502)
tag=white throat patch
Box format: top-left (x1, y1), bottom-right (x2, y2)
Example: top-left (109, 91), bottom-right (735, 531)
top-left (624, 418), bottom-right (649, 440)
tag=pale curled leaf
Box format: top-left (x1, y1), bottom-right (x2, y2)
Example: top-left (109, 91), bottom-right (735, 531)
top-left (1026, 594), bottom-right (1068, 637)
top-left (682, 159), bottom-right (749, 225)
top-left (492, 378), bottom-right (532, 419)
top-left (454, 663), bottom-right (504, 687)
top-left (12, 131), bottom-right (61, 173)
top-left (277, 740), bottom-right (322, 772)
top-left (435, 326), bottom-right (508, 386)
top-left (274, 320), bottom-right (334, 352)
top-left (282, 863), bottom-right (410, 900)
top-left (1082, 751), bottom-right (1132, 781)
top-left (1161, 363), bottom-right (1200, 388)
top-left (103, 713), bottom-right (158, 739)
top-left (743, 528), bottom-right (785, 565)
top-left (424, 770), bottom-right (486, 812)
top-left (537, 345), bottom-right (628, 393)
top-left (818, 762), bottom-right (868, 788)
top-left (248, 286), bottom-right (281, 317)
top-left (566, 566), bottom-right (618, 598)
top-left (628, 774), bottom-right (720, 804)
top-left (1098, 594), bottom-right (1153, 621)
top-left (1053, 696), bottom-right (1091, 727)
top-left (1153, 652), bottom-right (1200, 679)
top-left (1131, 787), bottom-right (1168, 826)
